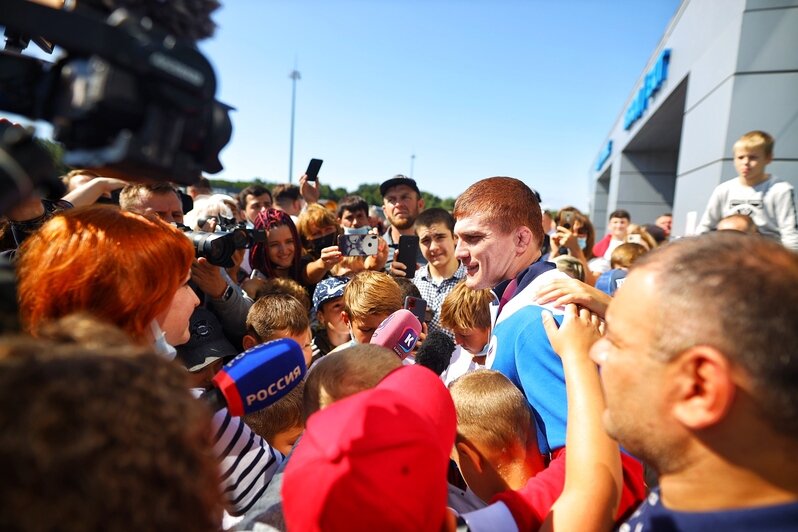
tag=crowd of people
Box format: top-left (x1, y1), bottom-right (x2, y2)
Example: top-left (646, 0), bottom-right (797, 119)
top-left (0, 129), bottom-right (796, 531)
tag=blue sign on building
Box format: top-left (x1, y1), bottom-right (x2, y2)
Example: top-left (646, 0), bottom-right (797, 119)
top-left (623, 49), bottom-right (671, 130)
top-left (595, 140), bottom-right (613, 172)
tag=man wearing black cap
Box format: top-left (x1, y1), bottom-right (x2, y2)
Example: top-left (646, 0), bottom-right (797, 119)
top-left (380, 175), bottom-right (427, 270)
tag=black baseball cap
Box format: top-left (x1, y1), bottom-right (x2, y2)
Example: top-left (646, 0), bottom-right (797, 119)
top-left (380, 175), bottom-right (421, 197)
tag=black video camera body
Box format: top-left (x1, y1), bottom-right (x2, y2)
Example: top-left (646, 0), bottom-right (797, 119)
top-left (0, 0), bottom-right (232, 207)
top-left (181, 221), bottom-right (265, 268)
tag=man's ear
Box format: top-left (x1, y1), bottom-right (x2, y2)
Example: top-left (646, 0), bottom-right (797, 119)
top-left (670, 347), bottom-right (735, 430)
top-left (242, 334), bottom-right (259, 350)
top-left (514, 226), bottom-right (534, 252)
top-left (341, 311), bottom-right (351, 328)
top-left (455, 440), bottom-right (485, 474)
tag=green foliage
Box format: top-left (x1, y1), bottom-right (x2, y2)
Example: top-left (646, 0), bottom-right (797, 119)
top-left (206, 178), bottom-right (456, 210)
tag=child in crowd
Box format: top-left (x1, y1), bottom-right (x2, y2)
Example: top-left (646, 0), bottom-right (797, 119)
top-left (310, 276), bottom-right (351, 363)
top-left (551, 254), bottom-right (586, 282)
top-left (331, 270), bottom-right (403, 351)
top-left (697, 130), bottom-right (798, 250)
top-left (595, 242), bottom-right (647, 296)
top-left (591, 209), bottom-right (631, 271)
top-left (302, 344), bottom-right (402, 420)
top-left (243, 380), bottom-right (306, 455)
top-left (448, 369), bottom-right (546, 503)
top-left (391, 208), bottom-right (466, 338)
top-left (438, 281), bottom-right (493, 385)
top-left (240, 276), bottom-right (311, 311)
top-left (243, 293), bottom-right (313, 367)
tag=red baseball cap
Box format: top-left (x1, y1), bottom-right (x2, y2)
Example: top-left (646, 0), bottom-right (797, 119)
top-left (282, 365), bottom-right (456, 531)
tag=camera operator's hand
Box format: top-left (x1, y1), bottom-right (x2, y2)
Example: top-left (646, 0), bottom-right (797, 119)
top-left (62, 177), bottom-right (127, 208)
top-left (198, 217), bottom-right (218, 232)
top-left (299, 174), bottom-right (320, 206)
top-left (191, 257), bottom-right (228, 299)
top-left (365, 233), bottom-right (389, 272)
top-left (225, 249), bottom-right (246, 284)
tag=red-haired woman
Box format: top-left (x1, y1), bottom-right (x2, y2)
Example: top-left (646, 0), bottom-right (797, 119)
top-left (17, 205), bottom-right (198, 355)
top-left (15, 204), bottom-right (283, 518)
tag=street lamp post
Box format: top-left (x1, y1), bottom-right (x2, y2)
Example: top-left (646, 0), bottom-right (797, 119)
top-left (288, 69), bottom-right (301, 183)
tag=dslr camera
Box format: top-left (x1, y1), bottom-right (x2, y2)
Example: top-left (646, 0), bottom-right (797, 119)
top-left (181, 219), bottom-right (266, 268)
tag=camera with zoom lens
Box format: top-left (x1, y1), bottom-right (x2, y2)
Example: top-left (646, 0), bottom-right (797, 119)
top-left (0, 0), bottom-right (232, 216)
top-left (180, 221), bottom-right (266, 268)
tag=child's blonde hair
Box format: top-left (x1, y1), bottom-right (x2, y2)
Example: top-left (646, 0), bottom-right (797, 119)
top-left (449, 369), bottom-right (536, 451)
top-left (439, 281), bottom-right (492, 332)
top-left (733, 130), bottom-right (774, 158)
top-left (610, 242), bottom-right (647, 269)
top-left (342, 271), bottom-right (402, 321)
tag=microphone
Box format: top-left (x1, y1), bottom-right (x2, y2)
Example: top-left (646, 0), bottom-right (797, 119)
top-left (415, 331), bottom-right (456, 376)
top-left (201, 338), bottom-right (307, 416)
top-left (369, 309), bottom-right (422, 360)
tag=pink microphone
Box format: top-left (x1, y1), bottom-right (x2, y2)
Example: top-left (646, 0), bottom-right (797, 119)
top-left (369, 309), bottom-right (422, 360)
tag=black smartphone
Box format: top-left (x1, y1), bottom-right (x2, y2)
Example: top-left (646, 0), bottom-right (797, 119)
top-left (311, 232), bottom-right (338, 256)
top-left (404, 296), bottom-right (428, 324)
top-left (306, 158), bottom-right (323, 182)
top-left (397, 235), bottom-right (419, 279)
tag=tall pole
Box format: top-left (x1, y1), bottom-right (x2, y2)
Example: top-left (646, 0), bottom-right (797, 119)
top-left (288, 68), bottom-right (301, 183)
top-left (410, 153), bottom-right (416, 179)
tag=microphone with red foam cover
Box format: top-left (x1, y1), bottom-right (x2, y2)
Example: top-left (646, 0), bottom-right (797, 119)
top-left (369, 309), bottom-right (422, 360)
top-left (201, 338), bottom-right (307, 416)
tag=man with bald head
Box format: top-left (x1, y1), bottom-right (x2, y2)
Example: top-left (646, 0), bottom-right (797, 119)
top-left (593, 231), bottom-right (798, 529)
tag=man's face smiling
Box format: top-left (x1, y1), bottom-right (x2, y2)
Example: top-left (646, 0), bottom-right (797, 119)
top-left (454, 215), bottom-right (518, 289)
top-left (383, 185), bottom-right (423, 230)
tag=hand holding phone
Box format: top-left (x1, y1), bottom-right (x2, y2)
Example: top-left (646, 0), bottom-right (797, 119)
top-left (339, 233), bottom-right (379, 256)
top-left (305, 158), bottom-right (323, 182)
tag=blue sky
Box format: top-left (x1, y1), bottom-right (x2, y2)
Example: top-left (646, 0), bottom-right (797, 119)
top-left (9, 0), bottom-right (681, 211)
top-left (200, 0), bottom-right (681, 210)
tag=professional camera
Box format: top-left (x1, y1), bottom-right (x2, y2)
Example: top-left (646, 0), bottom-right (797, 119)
top-left (0, 0), bottom-right (232, 216)
top-left (180, 220), bottom-right (266, 268)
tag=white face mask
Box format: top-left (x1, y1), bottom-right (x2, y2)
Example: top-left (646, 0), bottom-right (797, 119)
top-left (150, 320), bottom-right (177, 361)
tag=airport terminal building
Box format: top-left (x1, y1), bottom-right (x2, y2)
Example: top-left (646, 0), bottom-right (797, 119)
top-left (589, 0), bottom-right (798, 237)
